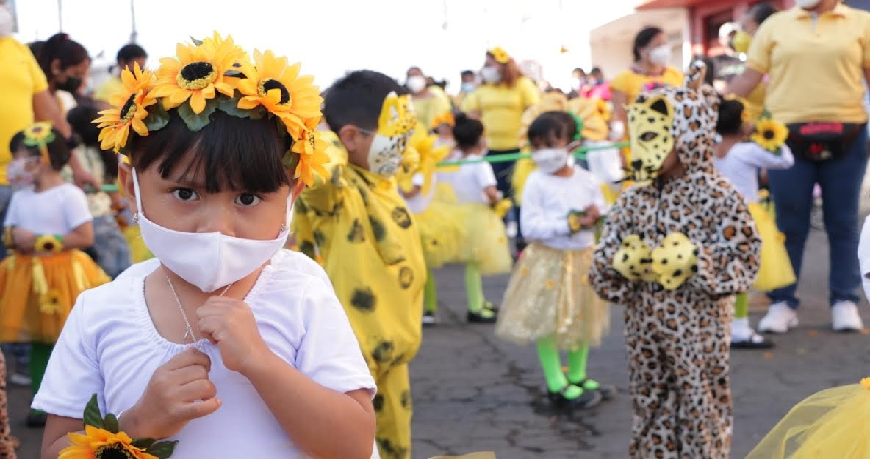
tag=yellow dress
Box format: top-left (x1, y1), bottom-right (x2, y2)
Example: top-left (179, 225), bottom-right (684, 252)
top-left (748, 201), bottom-right (796, 291)
top-left (746, 379), bottom-right (870, 458)
top-left (292, 131), bottom-right (425, 459)
top-left (0, 250), bottom-right (110, 342)
top-left (411, 183), bottom-right (467, 269)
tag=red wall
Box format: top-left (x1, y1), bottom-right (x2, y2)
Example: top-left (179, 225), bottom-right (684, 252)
top-left (688, 0), bottom-right (792, 56)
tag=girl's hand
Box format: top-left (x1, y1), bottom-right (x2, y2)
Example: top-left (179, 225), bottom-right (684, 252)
top-left (197, 297), bottom-right (271, 375)
top-left (584, 204), bottom-right (601, 222)
top-left (122, 348), bottom-right (220, 440)
top-left (11, 228), bottom-right (36, 253)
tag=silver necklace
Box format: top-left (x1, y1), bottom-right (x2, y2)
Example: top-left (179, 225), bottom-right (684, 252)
top-left (165, 274), bottom-right (233, 346)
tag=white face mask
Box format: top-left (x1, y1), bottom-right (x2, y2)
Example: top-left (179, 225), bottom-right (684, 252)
top-left (532, 148), bottom-right (574, 174)
top-left (407, 76), bottom-right (427, 94)
top-left (795, 0), bottom-right (821, 8)
top-left (0, 5), bottom-right (14, 37)
top-left (460, 82), bottom-right (476, 93)
top-left (132, 168), bottom-right (291, 293)
top-left (648, 45), bottom-right (671, 66)
top-left (481, 66), bottom-right (501, 84)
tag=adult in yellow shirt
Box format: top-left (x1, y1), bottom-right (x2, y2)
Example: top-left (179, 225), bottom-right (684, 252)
top-left (609, 26), bottom-right (684, 142)
top-left (405, 67), bottom-right (451, 130)
top-left (730, 0), bottom-right (870, 334)
top-left (94, 43), bottom-right (148, 103)
top-left (461, 47), bottom-right (540, 251)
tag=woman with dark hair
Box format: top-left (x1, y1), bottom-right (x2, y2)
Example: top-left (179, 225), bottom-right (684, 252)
top-left (461, 47), bottom-right (540, 251)
top-left (609, 26), bottom-right (683, 143)
top-left (733, 2), bottom-right (779, 121)
top-left (36, 33), bottom-right (90, 111)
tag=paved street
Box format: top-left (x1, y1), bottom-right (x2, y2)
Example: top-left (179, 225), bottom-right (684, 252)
top-left (6, 222), bottom-right (870, 458)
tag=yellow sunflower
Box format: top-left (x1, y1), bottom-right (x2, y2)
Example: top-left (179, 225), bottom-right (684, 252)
top-left (752, 119), bottom-right (789, 153)
top-left (39, 289), bottom-right (63, 315)
top-left (236, 49), bottom-right (323, 139)
top-left (60, 425), bottom-right (157, 459)
top-left (596, 99), bottom-right (612, 122)
top-left (94, 63), bottom-right (157, 152)
top-left (404, 127), bottom-right (450, 195)
top-left (430, 111), bottom-right (455, 130)
top-left (24, 122), bottom-right (55, 144)
top-left (289, 129), bottom-right (330, 186)
top-left (151, 32), bottom-right (247, 114)
top-left (488, 47), bottom-right (511, 64)
top-left (34, 234), bottom-right (63, 253)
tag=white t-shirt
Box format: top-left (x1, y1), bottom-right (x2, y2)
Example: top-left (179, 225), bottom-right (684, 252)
top-left (4, 183), bottom-right (91, 234)
top-left (520, 166), bottom-right (606, 251)
top-left (713, 142), bottom-right (794, 203)
top-left (33, 250), bottom-right (376, 458)
top-left (439, 154), bottom-right (497, 204)
top-left (403, 174), bottom-right (435, 214)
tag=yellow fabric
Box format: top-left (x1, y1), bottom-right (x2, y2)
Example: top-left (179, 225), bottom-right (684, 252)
top-left (749, 202), bottom-right (796, 291)
top-left (746, 4), bottom-right (870, 124)
top-left (411, 93), bottom-right (452, 133)
top-left (744, 82), bottom-right (767, 123)
top-left (373, 363), bottom-right (412, 459)
top-left (450, 203), bottom-right (512, 275)
top-left (0, 38), bottom-right (49, 186)
top-left (745, 381), bottom-right (870, 459)
top-left (511, 157), bottom-right (536, 206)
top-left (413, 184), bottom-right (467, 269)
top-left (0, 251), bottom-right (110, 343)
top-left (609, 67), bottom-right (684, 106)
top-left (460, 77), bottom-right (540, 150)
top-left (93, 75), bottom-right (124, 103)
top-left (292, 131), bottom-right (425, 459)
top-left (122, 226), bottom-right (153, 263)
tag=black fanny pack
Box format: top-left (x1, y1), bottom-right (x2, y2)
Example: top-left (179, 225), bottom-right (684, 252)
top-left (786, 122), bottom-right (864, 162)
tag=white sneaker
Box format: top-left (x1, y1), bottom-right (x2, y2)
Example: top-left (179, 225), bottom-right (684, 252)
top-left (7, 372), bottom-right (31, 387)
top-left (832, 300), bottom-right (864, 332)
top-left (758, 302), bottom-right (798, 334)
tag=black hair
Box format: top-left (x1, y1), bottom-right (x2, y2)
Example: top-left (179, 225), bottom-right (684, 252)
top-left (116, 43), bottom-right (147, 67)
top-left (9, 126), bottom-right (71, 171)
top-left (461, 70), bottom-right (475, 79)
top-left (453, 113), bottom-right (484, 150)
top-left (633, 26), bottom-right (664, 62)
top-left (573, 67), bottom-right (586, 76)
top-left (528, 111), bottom-right (573, 148)
top-left (716, 99), bottom-right (744, 136)
top-left (322, 70), bottom-right (406, 133)
top-left (590, 67), bottom-right (603, 76)
top-left (748, 2), bottom-right (778, 27)
top-left (67, 104), bottom-right (119, 180)
top-left (696, 56), bottom-right (717, 86)
top-left (128, 110), bottom-right (292, 193)
top-left (28, 41), bottom-right (44, 58)
top-left (37, 33), bottom-right (89, 79)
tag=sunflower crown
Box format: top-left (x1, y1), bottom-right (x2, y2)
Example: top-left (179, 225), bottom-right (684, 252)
top-left (22, 122), bottom-right (57, 163)
top-left (94, 32), bottom-right (328, 186)
top-left (488, 47), bottom-right (511, 64)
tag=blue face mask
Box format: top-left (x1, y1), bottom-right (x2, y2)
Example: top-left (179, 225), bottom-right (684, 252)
top-left (461, 82), bottom-right (476, 93)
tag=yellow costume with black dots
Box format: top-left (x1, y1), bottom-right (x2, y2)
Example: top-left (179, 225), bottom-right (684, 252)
top-left (292, 130), bottom-right (425, 459)
top-left (0, 250), bottom-right (109, 342)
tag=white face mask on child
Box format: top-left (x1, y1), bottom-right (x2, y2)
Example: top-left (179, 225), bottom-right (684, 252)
top-left (132, 168), bottom-right (291, 293)
top-left (532, 148), bottom-right (574, 174)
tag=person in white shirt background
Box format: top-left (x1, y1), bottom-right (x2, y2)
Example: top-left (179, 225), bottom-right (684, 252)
top-left (495, 111), bottom-right (614, 410)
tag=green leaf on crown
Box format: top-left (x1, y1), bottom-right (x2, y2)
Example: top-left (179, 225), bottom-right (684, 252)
top-left (144, 102), bottom-right (170, 132)
top-left (218, 95), bottom-right (253, 119)
top-left (177, 98), bottom-right (219, 132)
top-left (82, 394), bottom-right (105, 430)
top-left (103, 413), bottom-right (119, 434)
top-left (131, 438), bottom-right (156, 449)
top-left (147, 440), bottom-right (180, 459)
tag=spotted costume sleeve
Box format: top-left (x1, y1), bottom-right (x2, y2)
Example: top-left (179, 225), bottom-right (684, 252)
top-left (688, 188), bottom-right (761, 296)
top-left (590, 192), bottom-right (637, 305)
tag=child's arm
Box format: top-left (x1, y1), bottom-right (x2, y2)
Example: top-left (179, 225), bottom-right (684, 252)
top-left (59, 221), bottom-right (94, 250)
top-left (520, 178), bottom-right (572, 239)
top-left (735, 142), bottom-right (795, 170)
top-left (589, 193), bottom-right (639, 304)
top-left (197, 293), bottom-right (375, 459)
top-left (483, 184), bottom-right (500, 206)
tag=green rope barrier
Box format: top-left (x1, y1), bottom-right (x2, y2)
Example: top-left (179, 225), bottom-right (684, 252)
top-left (436, 142), bottom-right (628, 167)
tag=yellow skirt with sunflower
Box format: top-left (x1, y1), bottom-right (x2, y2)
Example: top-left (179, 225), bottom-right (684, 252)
top-left (495, 244), bottom-right (609, 350)
top-left (749, 202), bottom-right (796, 291)
top-left (0, 251), bottom-right (110, 343)
top-left (449, 203), bottom-right (512, 276)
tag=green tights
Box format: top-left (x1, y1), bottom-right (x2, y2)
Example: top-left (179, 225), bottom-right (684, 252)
top-left (424, 270), bottom-right (438, 313)
top-left (465, 263), bottom-right (494, 318)
top-left (735, 292), bottom-right (749, 319)
top-left (536, 335), bottom-right (598, 399)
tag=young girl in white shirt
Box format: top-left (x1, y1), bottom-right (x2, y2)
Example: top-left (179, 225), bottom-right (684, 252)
top-left (439, 114), bottom-right (512, 323)
top-left (1, 122), bottom-right (109, 428)
top-left (496, 111), bottom-right (613, 409)
top-left (713, 99), bottom-right (794, 349)
top-left (34, 35), bottom-right (376, 459)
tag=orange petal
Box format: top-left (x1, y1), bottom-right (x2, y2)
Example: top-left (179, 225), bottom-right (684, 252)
top-left (214, 81), bottom-right (234, 97)
top-left (201, 84), bottom-right (216, 100)
top-left (165, 89), bottom-right (192, 109)
top-left (190, 91), bottom-right (207, 114)
top-left (132, 118), bottom-right (149, 136)
top-left (237, 96), bottom-right (260, 110)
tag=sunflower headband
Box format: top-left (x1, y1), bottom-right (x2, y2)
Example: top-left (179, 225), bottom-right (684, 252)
top-left (94, 32), bottom-right (328, 186)
top-left (488, 47), bottom-right (511, 64)
top-left (430, 111), bottom-right (455, 130)
top-left (22, 122), bottom-right (56, 163)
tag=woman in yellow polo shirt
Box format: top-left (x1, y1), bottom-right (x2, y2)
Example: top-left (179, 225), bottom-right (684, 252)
top-left (406, 66), bottom-right (452, 130)
top-left (731, 0), bottom-right (870, 334)
top-left (609, 26), bottom-right (684, 142)
top-left (461, 47), bottom-right (540, 251)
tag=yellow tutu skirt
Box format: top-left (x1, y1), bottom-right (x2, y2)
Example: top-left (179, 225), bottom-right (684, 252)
top-left (495, 244), bottom-right (609, 349)
top-left (0, 251), bottom-right (110, 343)
top-left (414, 201), bottom-right (468, 269)
top-left (123, 225), bottom-right (154, 263)
top-left (746, 379), bottom-right (870, 459)
top-left (450, 203), bottom-right (512, 275)
top-left (749, 202), bottom-right (796, 291)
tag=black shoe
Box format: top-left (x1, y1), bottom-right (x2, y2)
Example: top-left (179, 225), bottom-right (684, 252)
top-left (569, 378), bottom-right (617, 401)
top-left (467, 309), bottom-right (497, 324)
top-left (422, 311), bottom-right (438, 327)
top-left (483, 301), bottom-right (499, 313)
top-left (731, 332), bottom-right (774, 350)
top-left (548, 385), bottom-right (603, 410)
top-left (26, 409), bottom-right (47, 428)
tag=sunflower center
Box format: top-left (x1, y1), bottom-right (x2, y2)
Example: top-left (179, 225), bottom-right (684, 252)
top-left (43, 242), bottom-right (55, 251)
top-left (259, 79), bottom-right (291, 105)
top-left (177, 62), bottom-right (217, 90)
top-left (763, 130), bottom-right (775, 140)
top-left (95, 443), bottom-right (137, 459)
top-left (120, 94), bottom-right (137, 122)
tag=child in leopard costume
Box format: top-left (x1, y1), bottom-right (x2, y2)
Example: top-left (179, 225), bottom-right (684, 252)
top-left (0, 351), bottom-right (16, 458)
top-left (589, 63), bottom-right (761, 459)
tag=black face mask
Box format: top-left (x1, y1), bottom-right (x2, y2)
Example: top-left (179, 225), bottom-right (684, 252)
top-left (56, 76), bottom-right (82, 92)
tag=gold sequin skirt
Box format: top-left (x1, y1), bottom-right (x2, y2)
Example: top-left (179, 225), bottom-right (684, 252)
top-left (495, 243), bottom-right (609, 350)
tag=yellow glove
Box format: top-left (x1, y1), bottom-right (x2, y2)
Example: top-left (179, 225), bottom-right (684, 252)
top-left (492, 199), bottom-right (513, 219)
top-left (650, 232), bottom-right (699, 290)
top-left (613, 235), bottom-right (656, 282)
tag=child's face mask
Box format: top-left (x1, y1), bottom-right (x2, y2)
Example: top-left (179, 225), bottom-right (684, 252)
top-left (7, 157), bottom-right (39, 189)
top-left (532, 147), bottom-right (574, 174)
top-left (626, 94), bottom-right (675, 185)
top-left (362, 92), bottom-right (417, 177)
top-left (131, 168), bottom-right (291, 293)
